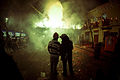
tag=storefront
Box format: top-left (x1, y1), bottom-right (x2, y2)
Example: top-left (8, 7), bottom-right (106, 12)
top-left (104, 32), bottom-right (118, 52)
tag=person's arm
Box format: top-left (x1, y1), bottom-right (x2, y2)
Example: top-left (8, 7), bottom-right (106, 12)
top-left (48, 41), bottom-right (52, 53)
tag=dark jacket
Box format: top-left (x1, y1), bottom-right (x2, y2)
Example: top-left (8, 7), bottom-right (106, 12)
top-left (60, 38), bottom-right (73, 60)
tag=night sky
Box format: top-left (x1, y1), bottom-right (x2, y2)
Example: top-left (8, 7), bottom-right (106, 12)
top-left (0, 0), bottom-right (109, 16)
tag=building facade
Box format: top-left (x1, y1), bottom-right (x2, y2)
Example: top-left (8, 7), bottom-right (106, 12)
top-left (80, 1), bottom-right (120, 52)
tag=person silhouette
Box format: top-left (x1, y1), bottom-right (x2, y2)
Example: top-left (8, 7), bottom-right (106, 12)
top-left (48, 32), bottom-right (60, 76)
top-left (60, 34), bottom-right (74, 76)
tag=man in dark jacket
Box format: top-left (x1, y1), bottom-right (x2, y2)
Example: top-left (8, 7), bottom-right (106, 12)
top-left (60, 34), bottom-right (74, 76)
top-left (48, 32), bottom-right (60, 75)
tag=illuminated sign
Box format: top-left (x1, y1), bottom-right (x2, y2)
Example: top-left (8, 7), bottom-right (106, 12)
top-left (8, 31), bottom-right (14, 37)
top-left (15, 32), bottom-right (20, 37)
top-left (2, 31), bottom-right (6, 37)
top-left (21, 33), bottom-right (26, 37)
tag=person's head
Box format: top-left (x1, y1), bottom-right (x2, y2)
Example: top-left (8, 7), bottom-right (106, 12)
top-left (53, 32), bottom-right (59, 40)
top-left (60, 34), bottom-right (69, 41)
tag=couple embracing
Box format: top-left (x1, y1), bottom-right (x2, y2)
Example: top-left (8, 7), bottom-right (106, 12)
top-left (48, 32), bottom-right (74, 77)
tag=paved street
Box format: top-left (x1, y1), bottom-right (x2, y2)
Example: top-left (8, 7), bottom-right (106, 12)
top-left (7, 45), bottom-right (120, 80)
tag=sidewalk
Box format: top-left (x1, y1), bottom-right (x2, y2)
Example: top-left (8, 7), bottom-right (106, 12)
top-left (75, 44), bottom-right (115, 57)
top-left (73, 45), bottom-right (120, 80)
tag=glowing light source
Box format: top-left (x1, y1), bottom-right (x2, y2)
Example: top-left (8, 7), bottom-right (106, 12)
top-left (34, 1), bottom-right (82, 30)
top-left (76, 24), bottom-right (82, 29)
top-left (47, 1), bottom-right (63, 28)
top-left (34, 1), bottom-right (64, 28)
top-left (35, 22), bottom-right (44, 27)
top-left (5, 18), bottom-right (8, 23)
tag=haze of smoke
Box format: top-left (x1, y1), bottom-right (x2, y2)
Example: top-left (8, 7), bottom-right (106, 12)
top-left (6, 0), bottom-right (99, 52)
top-left (5, 0), bottom-right (80, 52)
top-left (26, 13), bottom-right (80, 51)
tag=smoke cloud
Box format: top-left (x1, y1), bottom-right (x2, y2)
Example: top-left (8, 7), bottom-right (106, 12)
top-left (4, 0), bottom-right (101, 51)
